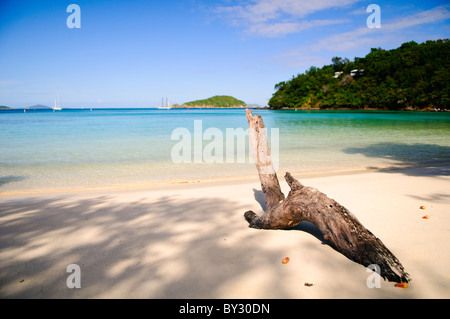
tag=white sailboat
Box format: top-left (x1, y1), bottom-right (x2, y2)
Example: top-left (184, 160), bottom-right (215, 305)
top-left (157, 97), bottom-right (171, 110)
top-left (53, 95), bottom-right (62, 111)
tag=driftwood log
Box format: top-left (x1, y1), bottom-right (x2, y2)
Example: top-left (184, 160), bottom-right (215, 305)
top-left (244, 109), bottom-right (410, 283)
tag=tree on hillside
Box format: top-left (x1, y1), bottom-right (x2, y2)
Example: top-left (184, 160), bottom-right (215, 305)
top-left (269, 39), bottom-right (450, 110)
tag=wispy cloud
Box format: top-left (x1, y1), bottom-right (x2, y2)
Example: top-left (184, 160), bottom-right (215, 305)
top-left (276, 4), bottom-right (450, 68)
top-left (383, 4), bottom-right (450, 31)
top-left (311, 5), bottom-right (450, 52)
top-left (215, 0), bottom-right (362, 37)
top-left (246, 18), bottom-right (350, 37)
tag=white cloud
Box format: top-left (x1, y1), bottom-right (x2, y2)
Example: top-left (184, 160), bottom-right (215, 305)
top-left (349, 6), bottom-right (368, 15)
top-left (215, 0), bottom-right (362, 37)
top-left (311, 4), bottom-right (450, 52)
top-left (247, 19), bottom-right (350, 37)
top-left (217, 0), bottom-right (361, 21)
top-left (274, 4), bottom-right (450, 68)
top-left (383, 4), bottom-right (450, 31)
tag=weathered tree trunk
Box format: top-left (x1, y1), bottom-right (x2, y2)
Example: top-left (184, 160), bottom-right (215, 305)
top-left (244, 109), bottom-right (410, 283)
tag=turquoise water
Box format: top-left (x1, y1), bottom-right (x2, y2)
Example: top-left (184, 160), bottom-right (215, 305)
top-left (1, 108), bottom-right (449, 193)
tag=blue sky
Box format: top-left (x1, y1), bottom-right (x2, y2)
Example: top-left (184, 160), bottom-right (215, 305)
top-left (0, 0), bottom-right (449, 108)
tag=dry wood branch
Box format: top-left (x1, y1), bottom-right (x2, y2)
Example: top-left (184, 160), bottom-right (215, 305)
top-left (244, 109), bottom-right (410, 283)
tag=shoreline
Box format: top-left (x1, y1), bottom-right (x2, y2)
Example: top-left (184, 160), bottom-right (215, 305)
top-left (271, 106), bottom-right (450, 112)
top-left (2, 106), bottom-right (449, 112)
top-left (0, 163), bottom-right (419, 198)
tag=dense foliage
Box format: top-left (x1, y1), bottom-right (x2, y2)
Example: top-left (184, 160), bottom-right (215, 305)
top-left (183, 95), bottom-right (246, 108)
top-left (269, 39), bottom-right (449, 110)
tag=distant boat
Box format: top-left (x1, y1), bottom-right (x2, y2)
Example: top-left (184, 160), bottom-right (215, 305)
top-left (53, 95), bottom-right (62, 111)
top-left (157, 97), bottom-right (171, 110)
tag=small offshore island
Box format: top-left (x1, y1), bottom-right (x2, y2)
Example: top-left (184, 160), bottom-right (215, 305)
top-left (172, 95), bottom-right (247, 108)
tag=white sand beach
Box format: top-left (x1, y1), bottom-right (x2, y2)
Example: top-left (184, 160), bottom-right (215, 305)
top-left (0, 166), bottom-right (449, 299)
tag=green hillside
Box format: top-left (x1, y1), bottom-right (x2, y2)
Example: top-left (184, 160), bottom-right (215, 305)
top-left (269, 39), bottom-right (449, 110)
top-left (0, 105), bottom-right (11, 109)
top-left (183, 95), bottom-right (246, 108)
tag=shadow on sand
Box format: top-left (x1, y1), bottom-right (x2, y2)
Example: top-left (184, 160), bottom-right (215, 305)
top-left (0, 193), bottom-right (345, 298)
top-left (343, 142), bottom-right (450, 176)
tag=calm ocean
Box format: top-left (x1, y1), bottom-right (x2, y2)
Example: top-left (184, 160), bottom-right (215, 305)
top-left (1, 108), bottom-right (449, 193)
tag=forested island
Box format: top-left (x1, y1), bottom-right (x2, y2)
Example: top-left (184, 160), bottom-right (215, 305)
top-left (178, 95), bottom-right (247, 108)
top-left (269, 39), bottom-right (449, 111)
